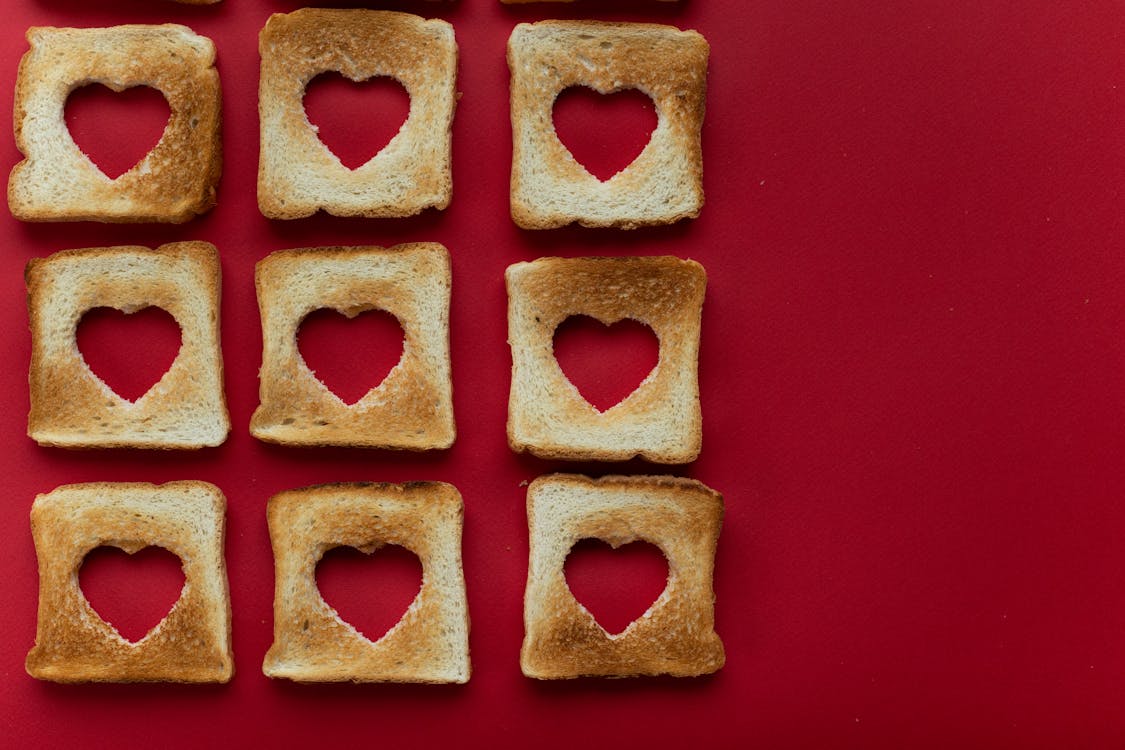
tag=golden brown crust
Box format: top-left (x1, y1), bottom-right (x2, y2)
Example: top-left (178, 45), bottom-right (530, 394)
top-left (508, 21), bottom-right (708, 229)
top-left (26, 242), bottom-right (230, 449)
top-left (257, 9), bottom-right (457, 219)
top-left (26, 481), bottom-right (232, 683)
top-left (521, 474), bottom-right (724, 679)
top-left (9, 25), bottom-right (221, 223)
top-left (262, 482), bottom-right (470, 683)
top-left (506, 256), bottom-right (705, 463)
top-left (250, 244), bottom-right (454, 449)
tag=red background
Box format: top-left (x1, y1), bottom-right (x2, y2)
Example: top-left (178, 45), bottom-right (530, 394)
top-left (2, 0), bottom-right (1124, 747)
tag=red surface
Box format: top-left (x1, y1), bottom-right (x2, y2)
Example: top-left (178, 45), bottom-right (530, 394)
top-left (2, 0), bottom-right (1125, 748)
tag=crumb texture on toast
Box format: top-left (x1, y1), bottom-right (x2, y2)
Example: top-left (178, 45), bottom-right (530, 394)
top-left (26, 481), bottom-right (232, 683)
top-left (257, 9), bottom-right (457, 219)
top-left (9, 24), bottom-right (221, 223)
top-left (26, 241), bottom-right (229, 449)
top-left (521, 474), bottom-right (724, 679)
top-left (506, 255), bottom-right (705, 463)
top-left (250, 243), bottom-right (454, 449)
top-left (508, 20), bottom-right (708, 229)
top-left (263, 482), bottom-right (470, 683)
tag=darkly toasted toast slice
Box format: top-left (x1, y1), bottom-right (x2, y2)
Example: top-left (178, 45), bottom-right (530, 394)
top-left (9, 25), bottom-right (221, 223)
top-left (26, 242), bottom-right (229, 449)
top-left (26, 481), bottom-right (232, 683)
top-left (263, 482), bottom-right (470, 683)
top-left (521, 474), bottom-right (724, 679)
top-left (506, 256), bottom-right (705, 463)
top-left (250, 244), bottom-right (454, 449)
top-left (258, 9), bottom-right (457, 219)
top-left (508, 21), bottom-right (708, 229)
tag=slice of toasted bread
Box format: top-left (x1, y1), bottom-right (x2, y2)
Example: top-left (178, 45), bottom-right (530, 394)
top-left (521, 473), bottom-right (724, 679)
top-left (263, 482), bottom-right (470, 683)
top-left (8, 25), bottom-right (221, 223)
top-left (26, 242), bottom-right (230, 449)
top-left (507, 20), bottom-right (709, 229)
top-left (250, 244), bottom-right (454, 449)
top-left (506, 256), bottom-right (705, 463)
top-left (26, 481), bottom-right (232, 683)
top-left (257, 9), bottom-right (457, 219)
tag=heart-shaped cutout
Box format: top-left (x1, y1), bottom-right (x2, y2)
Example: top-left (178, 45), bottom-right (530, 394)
top-left (552, 86), bottom-right (657, 181)
top-left (298, 308), bottom-right (405, 405)
top-left (65, 84), bottom-right (170, 179)
top-left (565, 539), bottom-right (669, 635)
top-left (553, 315), bottom-right (659, 412)
top-left (316, 544), bottom-right (423, 642)
top-left (79, 545), bottom-right (185, 643)
top-left (304, 73), bottom-right (411, 170)
top-left (77, 306), bottom-right (183, 403)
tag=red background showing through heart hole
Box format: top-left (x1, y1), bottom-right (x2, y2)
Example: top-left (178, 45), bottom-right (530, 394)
top-left (65, 84), bottom-right (170, 179)
top-left (552, 315), bottom-right (660, 413)
top-left (303, 73), bottom-right (411, 171)
top-left (552, 86), bottom-right (658, 181)
top-left (79, 545), bottom-right (186, 643)
top-left (315, 544), bottom-right (424, 642)
top-left (76, 306), bottom-right (183, 403)
top-left (564, 539), bottom-right (670, 635)
top-left (297, 308), bottom-right (405, 406)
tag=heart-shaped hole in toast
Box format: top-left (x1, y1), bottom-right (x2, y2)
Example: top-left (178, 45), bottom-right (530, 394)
top-left (552, 86), bottom-right (657, 181)
top-left (79, 545), bottom-right (186, 643)
top-left (77, 306), bottom-right (183, 403)
top-left (316, 544), bottom-right (423, 642)
top-left (565, 538), bottom-right (669, 635)
top-left (304, 73), bottom-right (411, 170)
top-left (298, 308), bottom-right (405, 405)
top-left (553, 315), bottom-right (659, 412)
top-left (65, 84), bottom-right (171, 180)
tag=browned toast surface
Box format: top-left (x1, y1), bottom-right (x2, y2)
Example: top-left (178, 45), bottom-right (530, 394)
top-left (26, 481), bottom-right (232, 683)
top-left (9, 24), bottom-right (221, 223)
top-left (263, 482), bottom-right (470, 683)
top-left (250, 244), bottom-right (454, 449)
top-left (521, 474), bottom-right (724, 679)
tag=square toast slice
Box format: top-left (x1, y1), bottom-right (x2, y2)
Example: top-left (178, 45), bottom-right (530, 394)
top-left (9, 25), bottom-right (221, 223)
top-left (521, 474), bottom-right (724, 679)
top-left (506, 256), bottom-right (705, 463)
top-left (26, 481), bottom-right (232, 683)
top-left (263, 482), bottom-right (470, 683)
top-left (258, 9), bottom-right (457, 219)
top-left (250, 244), bottom-right (454, 449)
top-left (508, 21), bottom-right (708, 229)
top-left (26, 241), bottom-right (230, 449)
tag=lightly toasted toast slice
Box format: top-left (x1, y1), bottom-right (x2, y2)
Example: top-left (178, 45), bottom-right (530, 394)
top-left (8, 25), bottom-right (221, 223)
top-left (521, 474), bottom-right (724, 679)
top-left (507, 20), bottom-right (708, 229)
top-left (258, 9), bottom-right (457, 219)
top-left (26, 481), bottom-right (232, 683)
top-left (26, 241), bottom-right (230, 449)
top-left (250, 244), bottom-right (454, 449)
top-left (263, 482), bottom-right (470, 683)
top-left (506, 256), bottom-right (705, 464)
